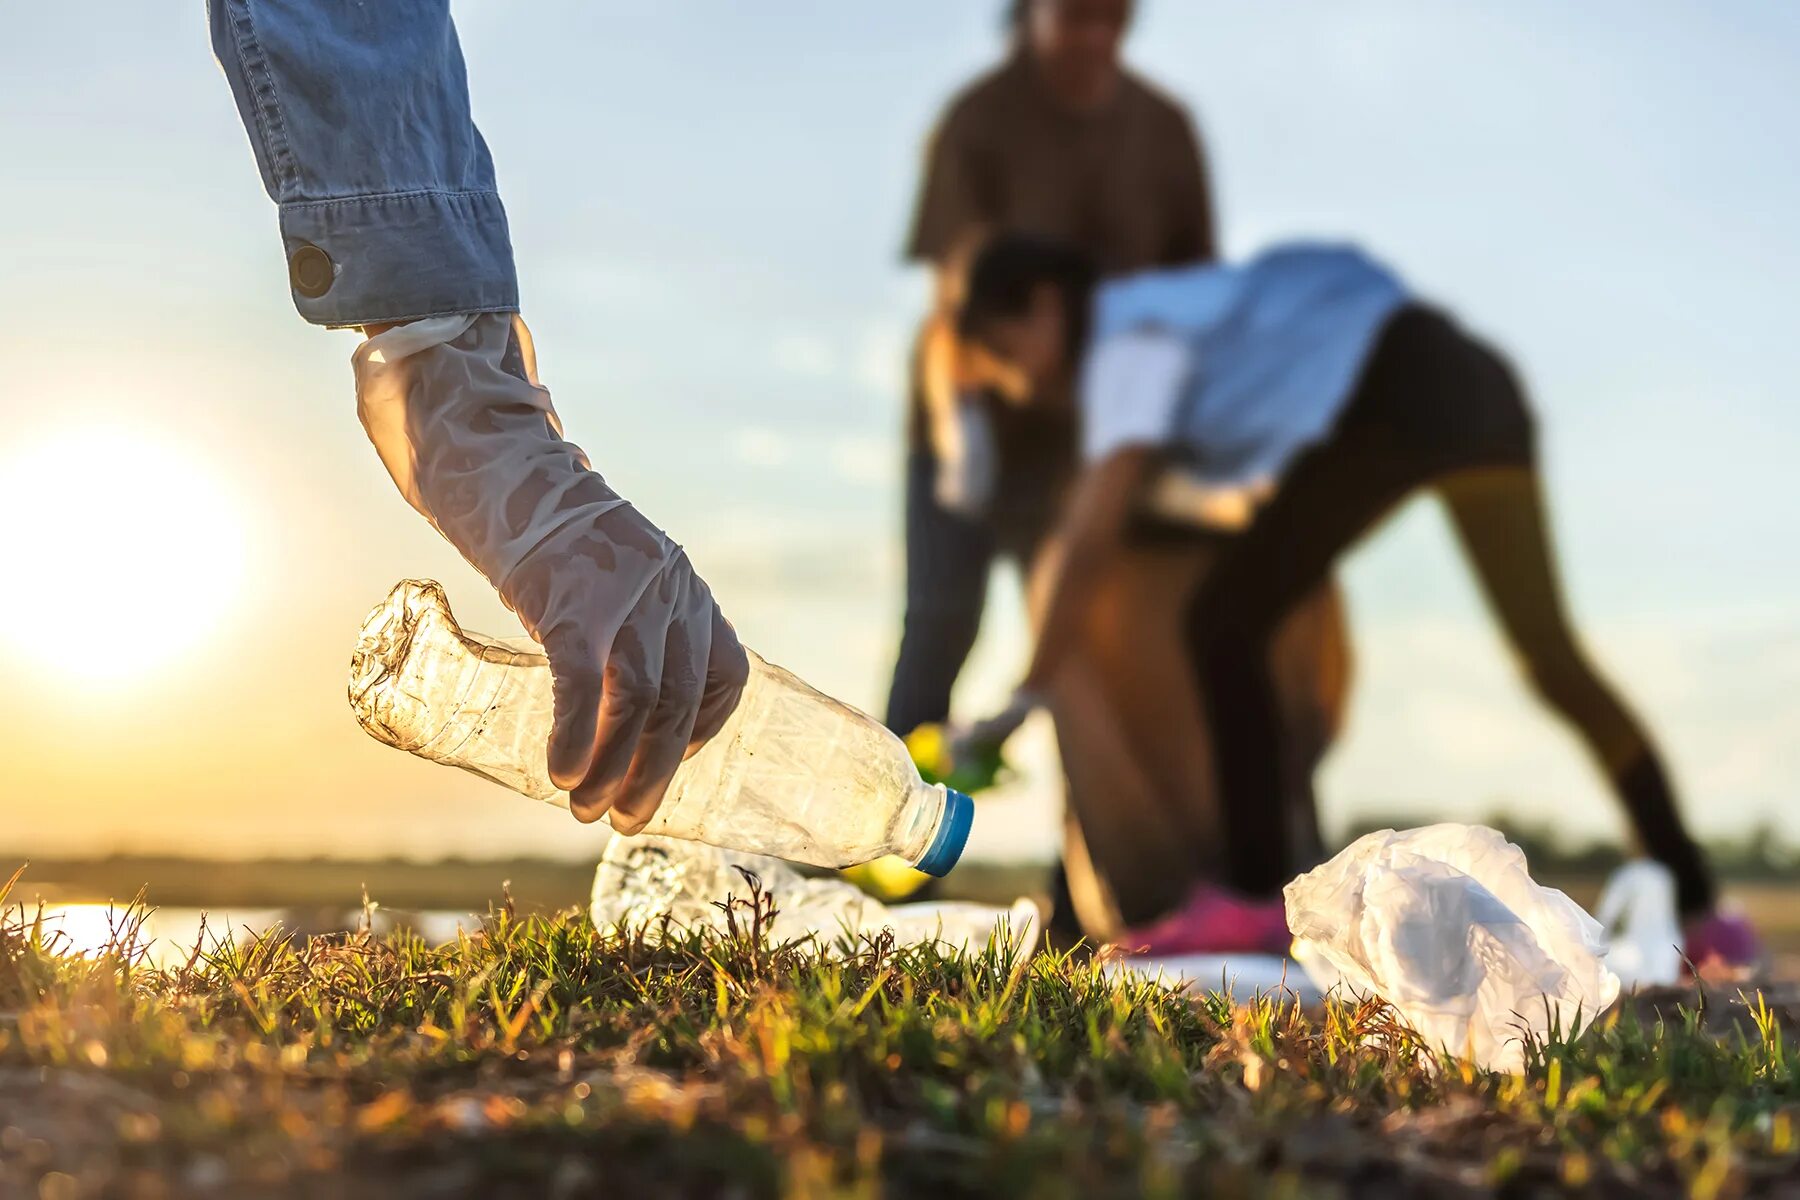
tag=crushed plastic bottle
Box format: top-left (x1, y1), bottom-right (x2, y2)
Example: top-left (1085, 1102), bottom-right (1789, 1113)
top-left (590, 833), bottom-right (1039, 958)
top-left (349, 580), bottom-right (974, 875)
top-left (1285, 824), bottom-right (1620, 1072)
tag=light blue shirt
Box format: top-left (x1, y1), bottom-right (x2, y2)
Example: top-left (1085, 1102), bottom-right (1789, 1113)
top-left (1086, 244), bottom-right (1409, 490)
top-left (210, 0), bottom-right (517, 327)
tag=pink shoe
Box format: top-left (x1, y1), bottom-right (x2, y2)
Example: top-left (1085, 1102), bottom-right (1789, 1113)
top-left (1683, 909), bottom-right (1763, 976)
top-left (1111, 883), bottom-right (1292, 957)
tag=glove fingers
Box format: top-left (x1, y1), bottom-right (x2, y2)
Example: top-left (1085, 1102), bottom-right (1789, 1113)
top-left (607, 578), bottom-right (713, 834)
top-left (691, 604), bottom-right (750, 748)
top-left (544, 628), bottom-right (607, 800)
top-left (567, 572), bottom-right (676, 822)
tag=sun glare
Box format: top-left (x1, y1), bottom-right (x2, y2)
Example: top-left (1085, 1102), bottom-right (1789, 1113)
top-left (0, 427), bottom-right (250, 685)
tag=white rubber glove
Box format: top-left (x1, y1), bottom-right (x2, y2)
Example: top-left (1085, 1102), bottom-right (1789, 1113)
top-left (352, 313), bottom-right (748, 830)
top-left (933, 396), bottom-right (998, 518)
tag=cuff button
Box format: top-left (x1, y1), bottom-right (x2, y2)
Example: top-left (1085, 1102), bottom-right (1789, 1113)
top-left (289, 244), bottom-right (334, 299)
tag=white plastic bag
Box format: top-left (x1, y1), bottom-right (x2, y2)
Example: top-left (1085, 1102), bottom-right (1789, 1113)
top-left (590, 833), bottom-right (1038, 959)
top-left (1284, 824), bottom-right (1620, 1072)
top-left (1592, 860), bottom-right (1683, 989)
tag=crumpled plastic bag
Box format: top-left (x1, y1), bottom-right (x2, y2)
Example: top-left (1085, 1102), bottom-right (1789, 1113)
top-left (1592, 860), bottom-right (1683, 989)
top-left (1284, 824), bottom-right (1620, 1072)
top-left (591, 833), bottom-right (1038, 959)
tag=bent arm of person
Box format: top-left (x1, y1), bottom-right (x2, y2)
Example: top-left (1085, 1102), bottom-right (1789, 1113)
top-left (921, 320), bottom-right (1042, 517)
top-left (906, 94), bottom-right (1003, 485)
top-left (1020, 447), bottom-right (1157, 694)
top-left (918, 313), bottom-right (974, 502)
top-left (1023, 328), bottom-right (1192, 691)
top-left (208, 0), bottom-right (746, 828)
top-left (956, 448), bottom-right (1151, 758)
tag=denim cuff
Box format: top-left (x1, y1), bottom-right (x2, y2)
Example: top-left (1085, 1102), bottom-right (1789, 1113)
top-left (277, 188), bottom-right (519, 328)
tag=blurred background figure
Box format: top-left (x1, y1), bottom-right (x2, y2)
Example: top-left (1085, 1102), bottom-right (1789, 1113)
top-left (888, 0), bottom-right (1351, 942)
top-left (888, 0), bottom-right (1221, 940)
top-left (887, 0), bottom-right (1216, 738)
top-left (955, 234), bottom-right (1759, 967)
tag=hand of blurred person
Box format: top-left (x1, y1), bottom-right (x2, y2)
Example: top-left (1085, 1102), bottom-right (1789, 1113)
top-left (353, 313), bottom-right (749, 830)
top-left (950, 686), bottom-right (1045, 764)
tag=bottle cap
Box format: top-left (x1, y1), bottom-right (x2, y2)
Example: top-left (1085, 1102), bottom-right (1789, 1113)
top-left (913, 787), bottom-right (974, 877)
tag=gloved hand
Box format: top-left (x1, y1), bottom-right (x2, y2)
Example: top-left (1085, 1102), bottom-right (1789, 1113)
top-left (352, 313), bottom-right (748, 831)
top-left (948, 687), bottom-right (1044, 767)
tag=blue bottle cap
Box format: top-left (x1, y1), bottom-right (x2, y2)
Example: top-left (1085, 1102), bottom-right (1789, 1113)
top-left (913, 787), bottom-right (974, 877)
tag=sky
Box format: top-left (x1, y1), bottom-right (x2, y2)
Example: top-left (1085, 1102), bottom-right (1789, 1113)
top-left (0, 2), bottom-right (1796, 865)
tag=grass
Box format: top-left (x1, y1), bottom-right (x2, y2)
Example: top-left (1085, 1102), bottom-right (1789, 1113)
top-left (3, 865), bottom-right (1799, 1199)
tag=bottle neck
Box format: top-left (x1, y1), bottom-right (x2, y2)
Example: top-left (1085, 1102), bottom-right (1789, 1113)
top-left (897, 782), bottom-right (948, 865)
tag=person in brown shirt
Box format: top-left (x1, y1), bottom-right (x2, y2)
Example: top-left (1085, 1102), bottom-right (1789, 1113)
top-left (887, 0), bottom-right (1215, 940)
top-left (888, 0), bottom-right (1216, 738)
top-left (906, 14), bottom-right (1216, 280)
top-left (884, 0), bottom-right (1357, 946)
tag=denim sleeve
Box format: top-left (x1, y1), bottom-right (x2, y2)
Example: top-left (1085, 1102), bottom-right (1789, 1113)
top-left (209, 0), bottom-right (519, 327)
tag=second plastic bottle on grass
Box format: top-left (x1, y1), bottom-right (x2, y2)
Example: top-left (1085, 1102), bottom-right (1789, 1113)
top-left (347, 579), bottom-right (974, 876)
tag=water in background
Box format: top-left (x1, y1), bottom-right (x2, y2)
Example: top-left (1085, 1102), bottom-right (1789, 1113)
top-left (26, 904), bottom-right (477, 968)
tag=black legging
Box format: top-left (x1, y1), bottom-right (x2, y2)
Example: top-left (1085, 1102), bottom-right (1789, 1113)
top-left (1187, 305), bottom-right (1718, 915)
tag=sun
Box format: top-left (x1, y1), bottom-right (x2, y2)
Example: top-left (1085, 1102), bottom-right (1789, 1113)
top-left (0, 426), bottom-right (251, 685)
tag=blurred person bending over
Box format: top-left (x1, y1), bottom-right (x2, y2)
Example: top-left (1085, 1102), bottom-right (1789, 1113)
top-left (208, 1), bottom-right (747, 832)
top-left (954, 234), bottom-right (1758, 968)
